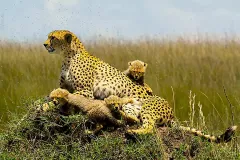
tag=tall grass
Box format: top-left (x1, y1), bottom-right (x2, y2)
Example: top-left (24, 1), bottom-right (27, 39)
top-left (0, 37), bottom-right (240, 132)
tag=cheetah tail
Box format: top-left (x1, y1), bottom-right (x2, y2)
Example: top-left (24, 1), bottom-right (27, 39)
top-left (178, 125), bottom-right (237, 143)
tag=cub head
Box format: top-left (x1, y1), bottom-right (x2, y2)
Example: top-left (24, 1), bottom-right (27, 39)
top-left (43, 30), bottom-right (74, 53)
top-left (128, 60), bottom-right (147, 80)
top-left (49, 88), bottom-right (70, 104)
top-left (104, 95), bottom-right (123, 111)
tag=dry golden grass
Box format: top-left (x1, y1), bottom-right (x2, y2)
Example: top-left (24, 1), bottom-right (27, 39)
top-left (0, 37), bottom-right (240, 132)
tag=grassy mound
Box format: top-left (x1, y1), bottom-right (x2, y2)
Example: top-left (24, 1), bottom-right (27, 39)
top-left (0, 99), bottom-right (239, 160)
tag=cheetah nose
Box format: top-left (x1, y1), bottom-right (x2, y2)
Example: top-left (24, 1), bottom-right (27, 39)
top-left (43, 44), bottom-right (47, 47)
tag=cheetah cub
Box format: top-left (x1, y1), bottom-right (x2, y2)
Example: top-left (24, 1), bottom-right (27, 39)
top-left (49, 88), bottom-right (124, 134)
top-left (123, 60), bottom-right (153, 95)
top-left (104, 95), bottom-right (142, 124)
top-left (50, 88), bottom-right (140, 133)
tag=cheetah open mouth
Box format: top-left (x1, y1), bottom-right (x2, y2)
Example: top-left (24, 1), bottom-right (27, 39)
top-left (45, 45), bottom-right (55, 52)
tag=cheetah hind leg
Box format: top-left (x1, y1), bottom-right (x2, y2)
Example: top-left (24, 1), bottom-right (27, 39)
top-left (127, 118), bottom-right (155, 134)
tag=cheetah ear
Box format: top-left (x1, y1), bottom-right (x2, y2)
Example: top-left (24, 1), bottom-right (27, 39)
top-left (64, 33), bottom-right (72, 44)
top-left (128, 61), bottom-right (132, 66)
top-left (144, 63), bottom-right (148, 67)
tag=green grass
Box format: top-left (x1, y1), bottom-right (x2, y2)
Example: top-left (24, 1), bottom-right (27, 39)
top-left (0, 42), bottom-right (61, 127)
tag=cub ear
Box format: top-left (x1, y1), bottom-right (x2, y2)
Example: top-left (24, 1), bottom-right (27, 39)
top-left (128, 61), bottom-right (132, 66)
top-left (144, 63), bottom-right (148, 67)
top-left (64, 33), bottom-right (72, 44)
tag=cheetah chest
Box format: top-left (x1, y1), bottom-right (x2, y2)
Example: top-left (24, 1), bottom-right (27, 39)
top-left (61, 69), bottom-right (73, 87)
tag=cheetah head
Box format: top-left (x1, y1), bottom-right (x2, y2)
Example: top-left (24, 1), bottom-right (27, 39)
top-left (49, 88), bottom-right (70, 104)
top-left (104, 95), bottom-right (123, 111)
top-left (129, 71), bottom-right (144, 80)
top-left (128, 60), bottom-right (147, 80)
top-left (43, 30), bottom-right (74, 53)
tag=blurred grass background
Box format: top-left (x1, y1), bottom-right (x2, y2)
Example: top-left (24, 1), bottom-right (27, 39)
top-left (0, 36), bottom-right (240, 131)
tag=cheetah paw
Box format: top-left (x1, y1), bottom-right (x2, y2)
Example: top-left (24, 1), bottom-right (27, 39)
top-left (127, 115), bottom-right (140, 123)
top-left (38, 101), bottom-right (56, 112)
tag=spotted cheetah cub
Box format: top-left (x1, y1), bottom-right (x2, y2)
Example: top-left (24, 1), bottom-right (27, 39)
top-left (123, 60), bottom-right (153, 95)
top-left (49, 88), bottom-right (124, 134)
top-left (104, 95), bottom-right (142, 124)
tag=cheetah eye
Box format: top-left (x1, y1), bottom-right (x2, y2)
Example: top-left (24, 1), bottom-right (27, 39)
top-left (50, 36), bottom-right (55, 43)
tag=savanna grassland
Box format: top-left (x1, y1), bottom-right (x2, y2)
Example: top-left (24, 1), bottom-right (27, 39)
top-left (0, 37), bottom-right (240, 159)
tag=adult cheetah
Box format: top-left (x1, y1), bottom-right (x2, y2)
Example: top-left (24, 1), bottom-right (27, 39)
top-left (43, 30), bottom-right (172, 134)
